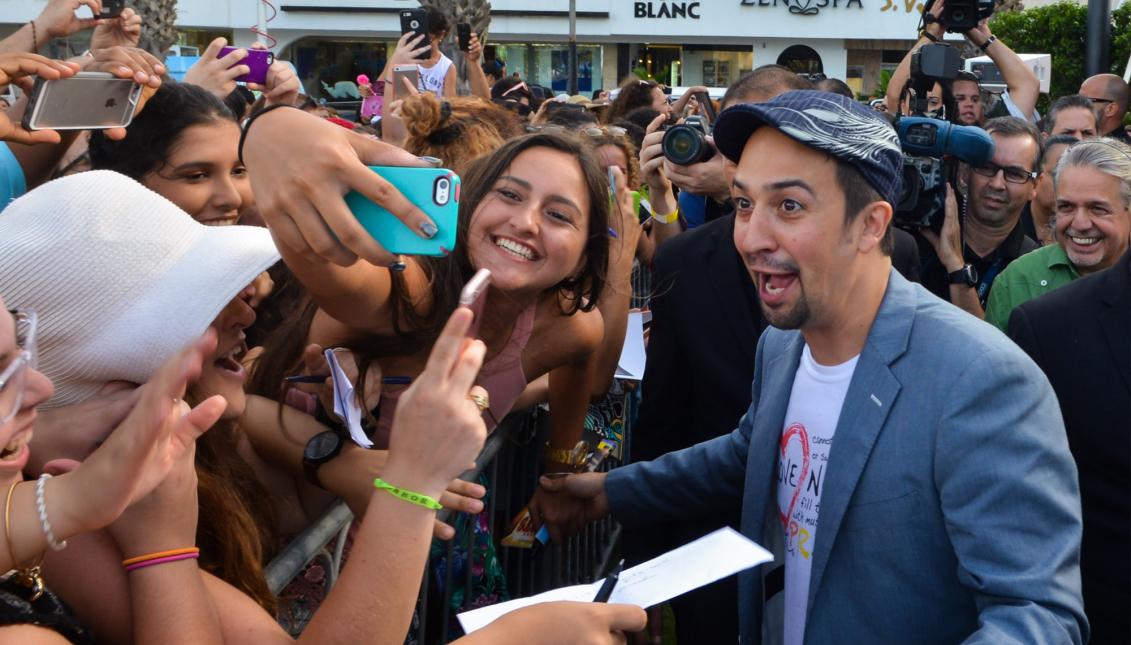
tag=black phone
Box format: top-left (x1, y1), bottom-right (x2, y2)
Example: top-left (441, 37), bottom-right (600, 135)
top-left (99, 0), bottom-right (126, 19)
top-left (694, 91), bottom-right (717, 123)
top-left (399, 9), bottom-right (430, 61)
top-left (457, 23), bottom-right (472, 52)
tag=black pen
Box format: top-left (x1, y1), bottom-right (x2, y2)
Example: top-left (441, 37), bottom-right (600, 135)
top-left (592, 559), bottom-right (624, 603)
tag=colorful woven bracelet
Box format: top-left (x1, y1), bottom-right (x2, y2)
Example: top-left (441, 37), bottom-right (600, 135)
top-left (124, 552), bottom-right (199, 572)
top-left (122, 547), bottom-right (200, 568)
top-left (373, 478), bottom-right (443, 511)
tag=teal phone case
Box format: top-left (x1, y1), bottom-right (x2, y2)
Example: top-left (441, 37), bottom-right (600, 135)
top-left (345, 166), bottom-right (461, 256)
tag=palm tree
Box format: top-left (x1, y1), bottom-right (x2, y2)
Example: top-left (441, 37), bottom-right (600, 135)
top-left (132, 0), bottom-right (179, 56)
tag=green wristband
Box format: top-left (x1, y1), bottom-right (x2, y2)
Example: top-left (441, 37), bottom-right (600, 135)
top-left (373, 478), bottom-right (443, 511)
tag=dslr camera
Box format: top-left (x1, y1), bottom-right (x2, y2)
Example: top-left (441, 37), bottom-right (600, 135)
top-left (923, 0), bottom-right (994, 32)
top-left (662, 116), bottom-right (714, 165)
top-left (893, 43), bottom-right (993, 231)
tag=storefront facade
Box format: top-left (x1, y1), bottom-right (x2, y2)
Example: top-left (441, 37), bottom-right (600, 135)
top-left (2, 0), bottom-right (928, 98)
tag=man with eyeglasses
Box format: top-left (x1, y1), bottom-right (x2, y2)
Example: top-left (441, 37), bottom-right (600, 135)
top-left (1079, 73), bottom-right (1131, 145)
top-left (920, 116), bottom-right (1042, 318)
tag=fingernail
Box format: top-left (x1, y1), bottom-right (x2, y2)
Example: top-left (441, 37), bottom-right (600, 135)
top-left (608, 226), bottom-right (619, 238)
top-left (439, 245), bottom-right (451, 256)
top-left (417, 155), bottom-right (442, 167)
top-left (389, 261), bottom-right (407, 272)
top-left (419, 221), bottom-right (438, 238)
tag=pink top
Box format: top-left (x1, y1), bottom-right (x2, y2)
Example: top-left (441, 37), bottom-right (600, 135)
top-left (370, 304), bottom-right (536, 448)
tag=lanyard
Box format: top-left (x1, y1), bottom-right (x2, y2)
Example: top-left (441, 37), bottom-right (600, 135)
top-left (976, 258), bottom-right (1007, 306)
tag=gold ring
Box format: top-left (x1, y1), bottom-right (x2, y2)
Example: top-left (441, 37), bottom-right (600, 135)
top-left (467, 392), bottom-right (490, 412)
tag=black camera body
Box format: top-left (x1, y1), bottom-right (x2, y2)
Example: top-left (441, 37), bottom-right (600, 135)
top-left (662, 116), bottom-right (714, 166)
top-left (922, 0), bottom-right (994, 33)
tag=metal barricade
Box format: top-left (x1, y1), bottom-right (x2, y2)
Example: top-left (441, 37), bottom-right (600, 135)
top-left (265, 392), bottom-right (636, 643)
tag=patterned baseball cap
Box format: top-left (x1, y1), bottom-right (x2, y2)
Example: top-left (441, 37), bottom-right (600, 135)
top-left (713, 90), bottom-right (903, 205)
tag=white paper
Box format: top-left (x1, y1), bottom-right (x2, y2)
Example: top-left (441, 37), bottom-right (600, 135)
top-left (324, 348), bottom-right (373, 449)
top-left (457, 527), bottom-right (772, 634)
top-left (615, 311), bottom-right (647, 380)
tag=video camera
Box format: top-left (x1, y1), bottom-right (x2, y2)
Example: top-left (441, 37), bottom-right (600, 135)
top-left (893, 43), bottom-right (994, 231)
top-left (922, 0), bottom-right (994, 33)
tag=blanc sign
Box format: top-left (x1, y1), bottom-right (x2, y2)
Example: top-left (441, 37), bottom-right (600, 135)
top-left (634, 2), bottom-right (702, 18)
top-left (740, 0), bottom-right (863, 15)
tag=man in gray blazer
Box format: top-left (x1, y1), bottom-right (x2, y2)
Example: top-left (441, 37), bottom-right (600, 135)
top-left (537, 91), bottom-right (1087, 644)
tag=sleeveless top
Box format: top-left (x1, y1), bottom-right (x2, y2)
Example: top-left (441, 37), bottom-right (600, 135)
top-left (370, 304), bottom-right (536, 448)
top-left (417, 54), bottom-right (453, 95)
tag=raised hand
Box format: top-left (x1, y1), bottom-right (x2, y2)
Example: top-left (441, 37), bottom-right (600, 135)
top-left (53, 332), bottom-right (226, 535)
top-left (183, 37), bottom-right (250, 100)
top-left (379, 308), bottom-right (488, 501)
top-left (89, 6), bottom-right (141, 50)
top-left (242, 106), bottom-right (436, 267)
top-left (0, 53), bottom-right (79, 144)
top-left (34, 0), bottom-right (103, 40)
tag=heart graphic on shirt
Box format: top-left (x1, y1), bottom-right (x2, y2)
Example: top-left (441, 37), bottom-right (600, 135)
top-left (778, 422), bottom-right (811, 529)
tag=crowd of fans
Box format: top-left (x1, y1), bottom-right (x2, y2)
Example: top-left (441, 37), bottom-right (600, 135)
top-left (0, 0), bottom-right (1126, 644)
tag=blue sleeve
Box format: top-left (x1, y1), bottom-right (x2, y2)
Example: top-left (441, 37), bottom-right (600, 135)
top-left (0, 143), bottom-right (26, 211)
top-left (935, 346), bottom-right (1088, 644)
top-left (678, 191), bottom-right (706, 229)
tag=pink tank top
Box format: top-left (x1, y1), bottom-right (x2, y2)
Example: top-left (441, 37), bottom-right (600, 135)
top-left (370, 304), bottom-right (536, 448)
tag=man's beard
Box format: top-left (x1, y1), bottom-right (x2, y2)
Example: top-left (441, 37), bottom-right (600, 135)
top-left (761, 288), bottom-right (811, 330)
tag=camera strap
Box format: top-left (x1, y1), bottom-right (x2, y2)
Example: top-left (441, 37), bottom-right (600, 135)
top-left (975, 258), bottom-right (1006, 305)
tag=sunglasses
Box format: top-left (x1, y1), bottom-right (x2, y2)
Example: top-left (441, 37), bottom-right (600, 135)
top-left (0, 309), bottom-right (37, 425)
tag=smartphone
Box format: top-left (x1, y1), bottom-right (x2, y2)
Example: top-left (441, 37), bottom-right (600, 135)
top-left (459, 268), bottom-right (491, 338)
top-left (694, 91), bottom-right (717, 123)
top-left (400, 9), bottom-right (430, 60)
top-left (218, 46), bottom-right (274, 85)
top-left (391, 64), bottom-right (419, 96)
top-left (345, 166), bottom-right (460, 256)
top-left (22, 72), bottom-right (142, 131)
top-left (457, 23), bottom-right (472, 52)
top-left (99, 0), bottom-right (125, 19)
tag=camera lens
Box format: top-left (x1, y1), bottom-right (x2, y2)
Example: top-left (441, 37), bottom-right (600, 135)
top-left (662, 125), bottom-right (713, 165)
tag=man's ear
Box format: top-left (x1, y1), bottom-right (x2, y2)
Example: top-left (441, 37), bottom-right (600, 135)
top-left (857, 201), bottom-right (893, 255)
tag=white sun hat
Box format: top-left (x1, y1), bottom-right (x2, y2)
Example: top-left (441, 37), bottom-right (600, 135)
top-left (0, 170), bottom-right (281, 408)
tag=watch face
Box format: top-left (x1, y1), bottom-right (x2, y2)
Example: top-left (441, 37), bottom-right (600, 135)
top-left (305, 432), bottom-right (342, 461)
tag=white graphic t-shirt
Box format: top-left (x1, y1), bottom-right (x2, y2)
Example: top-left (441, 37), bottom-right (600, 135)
top-left (418, 53), bottom-right (453, 95)
top-left (777, 344), bottom-right (858, 645)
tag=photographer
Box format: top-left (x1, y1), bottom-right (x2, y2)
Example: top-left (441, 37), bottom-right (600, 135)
top-left (920, 116), bottom-right (1042, 318)
top-left (887, 0), bottom-right (1039, 126)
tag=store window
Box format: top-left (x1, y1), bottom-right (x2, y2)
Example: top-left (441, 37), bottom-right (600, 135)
top-left (284, 38), bottom-right (391, 99)
top-left (679, 46), bottom-right (754, 88)
top-left (493, 43), bottom-right (603, 94)
top-left (778, 45), bottom-right (824, 76)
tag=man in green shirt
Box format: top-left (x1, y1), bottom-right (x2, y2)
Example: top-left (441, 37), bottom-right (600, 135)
top-left (987, 138), bottom-right (1131, 330)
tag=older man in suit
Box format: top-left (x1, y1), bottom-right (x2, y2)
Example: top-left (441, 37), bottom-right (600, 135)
top-left (538, 91), bottom-right (1087, 644)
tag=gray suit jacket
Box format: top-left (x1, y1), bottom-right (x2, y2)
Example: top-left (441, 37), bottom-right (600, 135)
top-left (607, 269), bottom-right (1087, 644)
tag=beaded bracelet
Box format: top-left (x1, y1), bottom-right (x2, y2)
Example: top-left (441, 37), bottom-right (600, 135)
top-left (35, 474), bottom-right (66, 552)
top-left (373, 478), bottom-right (442, 511)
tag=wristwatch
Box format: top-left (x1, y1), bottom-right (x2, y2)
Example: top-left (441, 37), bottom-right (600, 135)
top-left (303, 430), bottom-right (345, 487)
top-left (947, 264), bottom-right (979, 287)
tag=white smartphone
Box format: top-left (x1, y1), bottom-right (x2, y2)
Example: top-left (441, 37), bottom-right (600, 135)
top-left (22, 72), bottom-right (142, 131)
top-left (391, 64), bottom-right (420, 97)
top-left (459, 268), bottom-right (491, 338)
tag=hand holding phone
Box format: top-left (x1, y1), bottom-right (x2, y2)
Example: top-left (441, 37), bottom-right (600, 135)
top-left (344, 166), bottom-right (460, 257)
top-left (218, 46), bottom-right (274, 85)
top-left (22, 71), bottom-right (142, 132)
top-left (400, 9), bottom-right (431, 61)
top-left (457, 23), bottom-right (472, 52)
top-left (459, 269), bottom-right (491, 338)
top-left (391, 64), bottom-right (420, 99)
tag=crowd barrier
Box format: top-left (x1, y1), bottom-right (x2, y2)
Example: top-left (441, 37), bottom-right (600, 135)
top-left (266, 260), bottom-right (649, 641)
top-left (265, 400), bottom-right (634, 643)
